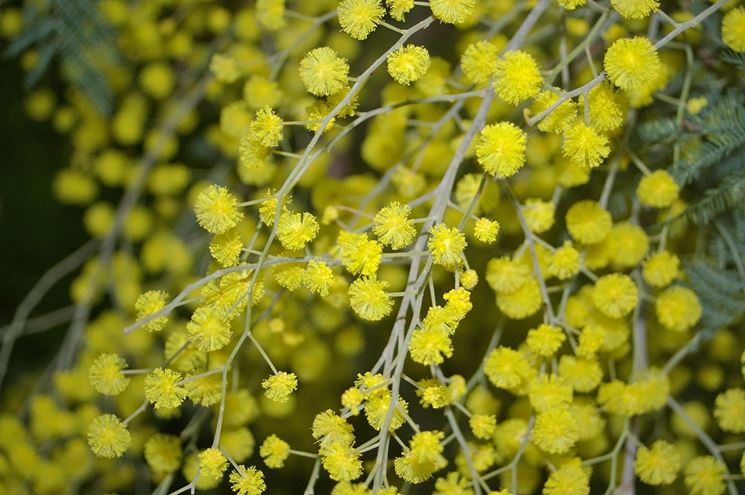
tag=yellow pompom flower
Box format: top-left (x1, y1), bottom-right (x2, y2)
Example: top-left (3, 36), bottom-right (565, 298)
top-left (493, 51), bottom-right (543, 104)
top-left (642, 250), bottom-right (680, 288)
top-left (607, 222), bottom-right (649, 269)
top-left (593, 273), bottom-right (638, 318)
top-left (584, 81), bottom-right (624, 131)
top-left (684, 456), bottom-right (725, 495)
top-left (565, 200), bottom-right (612, 244)
top-left (714, 388), bottom-right (745, 433)
top-left (559, 355), bottom-right (603, 392)
top-left (655, 286), bottom-right (702, 331)
top-left (186, 306), bottom-right (232, 352)
top-left (430, 0), bottom-right (475, 24)
top-left (528, 374), bottom-right (573, 412)
top-left (257, 0), bottom-right (286, 30)
top-left (523, 199), bottom-right (555, 233)
top-left (611, 0), bottom-right (659, 19)
top-left (387, 0), bottom-right (415, 20)
top-left (337, 231), bottom-right (382, 277)
top-left (637, 170), bottom-right (679, 208)
top-left (199, 448), bottom-right (228, 481)
top-left (556, 0), bottom-right (587, 10)
top-left (394, 430), bottom-right (447, 483)
top-left (320, 441), bottom-right (363, 481)
top-left (210, 230), bottom-right (243, 267)
top-left (530, 89), bottom-right (579, 134)
top-left (260, 434), bottom-right (290, 468)
top-left (299, 47), bottom-right (350, 97)
top-left (373, 202), bottom-right (416, 250)
top-left (484, 346), bottom-right (532, 389)
top-left (194, 185), bottom-right (244, 235)
top-left (410, 327), bottom-right (453, 365)
top-left (486, 256), bottom-right (531, 293)
top-left (604, 37), bottom-right (661, 91)
top-left (549, 241), bottom-right (580, 280)
top-left (469, 414), bottom-right (497, 439)
top-left (428, 224), bottom-right (467, 269)
top-left (635, 440), bottom-right (680, 485)
top-left (461, 41), bottom-right (499, 85)
top-left (527, 323), bottom-right (566, 357)
top-left (722, 7), bottom-right (745, 52)
top-left (543, 458), bottom-right (591, 495)
top-left (87, 414), bottom-right (131, 459)
top-left (476, 122), bottom-right (527, 178)
top-left (532, 407), bottom-right (579, 454)
top-left (210, 53), bottom-right (240, 83)
top-left (88, 353), bottom-right (130, 396)
top-left (303, 259), bottom-right (335, 296)
top-left (337, 0), bottom-right (384, 40)
top-left (248, 107), bottom-right (283, 148)
top-left (277, 211), bottom-right (319, 251)
top-left (348, 277), bottom-right (393, 321)
top-left (388, 45), bottom-right (430, 85)
top-left (145, 368), bottom-right (187, 410)
top-left (261, 371), bottom-right (298, 403)
top-left (562, 122), bottom-right (610, 169)
top-left (230, 465), bottom-right (266, 495)
top-left (144, 434), bottom-right (182, 475)
top-left (474, 218), bottom-right (500, 244)
top-left (496, 277), bottom-right (543, 319)
top-left (134, 290), bottom-right (169, 332)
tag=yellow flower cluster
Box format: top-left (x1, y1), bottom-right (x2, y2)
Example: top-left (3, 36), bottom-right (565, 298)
top-left (2, 0), bottom-right (743, 494)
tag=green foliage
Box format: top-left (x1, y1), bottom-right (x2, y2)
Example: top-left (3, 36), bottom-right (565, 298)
top-left (5, 0), bottom-right (120, 115)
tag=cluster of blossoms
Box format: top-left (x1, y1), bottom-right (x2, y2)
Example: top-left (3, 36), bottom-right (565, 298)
top-left (1, 0), bottom-right (745, 494)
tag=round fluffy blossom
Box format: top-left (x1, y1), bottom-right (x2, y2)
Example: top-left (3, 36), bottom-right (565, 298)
top-left (475, 122), bottom-right (527, 178)
top-left (348, 277), bottom-right (393, 321)
top-left (144, 434), bottom-right (182, 475)
top-left (635, 440), bottom-right (680, 485)
top-left (430, 0), bottom-right (475, 24)
top-left (532, 408), bottom-right (579, 454)
top-left (722, 7), bottom-right (745, 52)
top-left (261, 371), bottom-right (298, 403)
top-left (337, 0), bottom-right (385, 40)
top-left (260, 435), bottom-right (290, 468)
top-left (373, 202), bottom-right (416, 249)
top-left (186, 306), bottom-right (232, 352)
top-left (611, 0), bottom-right (659, 19)
top-left (387, 0), bottom-right (415, 20)
top-left (637, 170), bottom-right (679, 208)
top-left (530, 89), bottom-right (578, 134)
top-left (714, 388), bottom-right (745, 433)
top-left (87, 414), bottom-right (131, 459)
top-left (543, 458), bottom-right (590, 495)
top-left (230, 466), bottom-right (266, 495)
top-left (134, 290), bottom-right (169, 332)
top-left (428, 224), bottom-right (467, 269)
top-left (277, 211), bottom-right (319, 251)
top-left (486, 256), bottom-right (531, 293)
top-left (565, 200), bottom-right (612, 244)
top-left (655, 286), bottom-right (702, 331)
top-left (484, 346), bottom-right (532, 390)
top-left (527, 323), bottom-right (566, 357)
top-left (299, 47), bottom-right (350, 97)
top-left (643, 250), bottom-right (680, 288)
top-left (593, 273), bottom-right (638, 318)
top-left (604, 37), bottom-right (661, 91)
top-left (469, 414), bottom-right (497, 439)
top-left (303, 259), bottom-right (335, 296)
top-left (461, 40), bottom-right (499, 85)
top-left (145, 368), bottom-right (187, 410)
top-left (387, 45), bottom-right (430, 85)
top-left (248, 107), bottom-right (283, 148)
top-left (562, 122), bottom-right (610, 169)
top-left (320, 441), bottom-right (363, 481)
top-left (89, 353), bottom-right (130, 395)
top-left (199, 448), bottom-right (228, 481)
top-left (607, 222), bottom-right (649, 269)
top-left (584, 82), bottom-right (624, 131)
top-left (194, 185), bottom-right (244, 235)
top-left (473, 218), bottom-right (500, 244)
top-left (523, 199), bottom-right (555, 233)
top-left (496, 277), bottom-right (543, 319)
top-left (549, 241), bottom-right (580, 280)
top-left (410, 327), bottom-right (453, 365)
top-left (493, 50), bottom-right (543, 104)
top-left (684, 456), bottom-right (725, 495)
